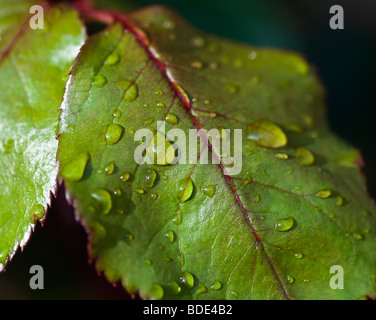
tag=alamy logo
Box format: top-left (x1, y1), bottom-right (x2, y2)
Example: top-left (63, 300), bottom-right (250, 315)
top-left (329, 265), bottom-right (344, 289)
top-left (29, 5), bottom-right (44, 30)
top-left (29, 265), bottom-right (44, 290)
top-left (329, 5), bottom-right (344, 30)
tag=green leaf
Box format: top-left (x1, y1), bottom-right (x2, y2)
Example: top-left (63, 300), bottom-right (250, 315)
top-left (0, 3), bottom-right (85, 269)
top-left (58, 6), bottom-right (376, 299)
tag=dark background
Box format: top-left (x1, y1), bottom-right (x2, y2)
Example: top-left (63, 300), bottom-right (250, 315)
top-left (0, 0), bottom-right (375, 299)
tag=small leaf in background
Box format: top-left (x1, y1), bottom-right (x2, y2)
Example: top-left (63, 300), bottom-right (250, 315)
top-left (0, 3), bottom-right (85, 269)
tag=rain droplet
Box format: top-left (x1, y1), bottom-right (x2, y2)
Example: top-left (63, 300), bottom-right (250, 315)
top-left (195, 284), bottom-right (207, 296)
top-left (147, 284), bottom-right (164, 300)
top-left (210, 280), bottom-right (222, 291)
top-left (105, 52), bottom-right (119, 65)
top-left (180, 271), bottom-right (195, 289)
top-left (168, 281), bottom-right (181, 295)
top-left (104, 161), bottom-right (114, 175)
top-left (164, 230), bottom-right (175, 243)
top-left (145, 169), bottom-right (157, 188)
top-left (287, 275), bottom-right (295, 284)
top-left (275, 217), bottom-right (295, 232)
top-left (31, 204), bottom-right (45, 221)
top-left (231, 290), bottom-right (238, 298)
top-left (336, 196), bottom-right (344, 206)
top-left (353, 233), bottom-right (363, 241)
top-left (154, 88), bottom-right (163, 96)
top-left (91, 222), bottom-right (107, 244)
top-left (247, 120), bottom-right (287, 148)
top-left (150, 193), bottom-right (158, 200)
top-left (60, 152), bottom-right (89, 181)
top-left (296, 147), bottom-right (315, 166)
top-left (143, 118), bottom-right (154, 126)
top-left (91, 189), bottom-right (112, 215)
top-left (285, 123), bottom-right (304, 134)
top-left (201, 185), bottom-right (216, 198)
top-left (165, 113), bottom-right (178, 125)
top-left (133, 188), bottom-right (145, 195)
top-left (156, 102), bottom-right (166, 108)
top-left (315, 190), bottom-right (331, 198)
top-left (253, 194), bottom-right (260, 203)
top-left (116, 78), bottom-right (138, 101)
top-left (275, 153), bottom-right (288, 160)
top-left (93, 74), bottom-right (107, 88)
top-left (105, 124), bottom-right (124, 145)
top-left (113, 109), bottom-right (122, 118)
top-left (190, 61), bottom-right (203, 69)
top-left (113, 188), bottom-right (122, 197)
top-left (144, 258), bottom-right (152, 266)
top-left (178, 177), bottom-right (194, 203)
top-left (120, 172), bottom-right (130, 182)
top-left (294, 252), bottom-right (303, 259)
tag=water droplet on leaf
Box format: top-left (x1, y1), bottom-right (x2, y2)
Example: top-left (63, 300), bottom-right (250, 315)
top-left (164, 230), bottom-right (175, 243)
top-left (93, 74), bottom-right (107, 87)
top-left (296, 147), bottom-right (315, 166)
top-left (275, 217), bottom-right (295, 232)
top-left (168, 281), bottom-right (181, 295)
top-left (104, 161), bottom-right (114, 175)
top-left (105, 124), bottom-right (124, 145)
top-left (116, 78), bottom-right (138, 101)
top-left (165, 113), bottom-right (178, 124)
top-left (275, 153), bottom-right (288, 160)
top-left (287, 275), bottom-right (295, 284)
top-left (201, 185), bottom-right (216, 198)
top-left (210, 280), bottom-right (222, 291)
top-left (178, 177), bottom-right (194, 203)
top-left (105, 53), bottom-right (119, 65)
top-left (113, 109), bottom-right (122, 118)
top-left (145, 169), bottom-right (157, 188)
top-left (190, 61), bottom-right (203, 69)
top-left (195, 284), bottom-right (207, 296)
top-left (133, 188), bottom-right (145, 195)
top-left (31, 204), bottom-right (45, 221)
top-left (120, 172), bottom-right (130, 182)
top-left (60, 152), bottom-right (89, 181)
top-left (91, 189), bottom-right (112, 215)
top-left (315, 190), bottom-right (331, 198)
top-left (181, 271), bottom-right (195, 289)
top-left (247, 120), bottom-right (287, 148)
top-left (147, 284), bottom-right (164, 300)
